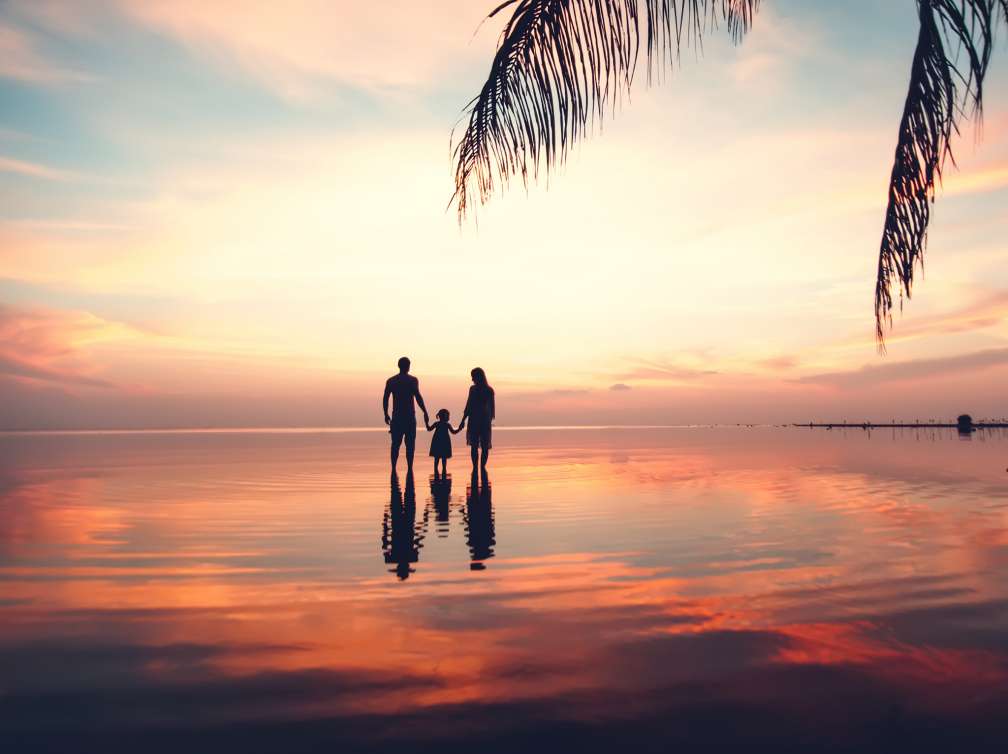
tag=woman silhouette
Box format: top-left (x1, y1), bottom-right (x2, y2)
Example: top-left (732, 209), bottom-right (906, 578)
top-left (459, 367), bottom-right (495, 469)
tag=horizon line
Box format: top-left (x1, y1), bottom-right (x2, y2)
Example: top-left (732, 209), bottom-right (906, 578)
top-left (2, 421), bottom-right (1000, 436)
top-left (0, 424), bottom-right (752, 436)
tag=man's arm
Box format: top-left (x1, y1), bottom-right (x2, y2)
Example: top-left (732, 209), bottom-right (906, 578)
top-left (382, 379), bottom-right (392, 425)
top-left (414, 379), bottom-right (429, 422)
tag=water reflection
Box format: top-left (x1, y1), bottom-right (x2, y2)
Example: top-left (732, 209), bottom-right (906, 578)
top-left (464, 470), bottom-right (495, 569)
top-left (381, 471), bottom-right (423, 580)
top-left (1, 427), bottom-right (1007, 751)
top-left (380, 470), bottom-right (497, 576)
top-left (429, 473), bottom-right (452, 537)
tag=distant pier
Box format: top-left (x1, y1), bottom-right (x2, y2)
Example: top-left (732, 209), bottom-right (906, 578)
top-left (795, 421), bottom-right (1008, 429)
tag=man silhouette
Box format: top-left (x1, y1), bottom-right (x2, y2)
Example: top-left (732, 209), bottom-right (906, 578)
top-left (383, 357), bottom-right (429, 472)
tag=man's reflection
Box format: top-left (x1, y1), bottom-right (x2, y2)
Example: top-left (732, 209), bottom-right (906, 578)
top-left (464, 469), bottom-right (495, 570)
top-left (429, 473), bottom-right (452, 538)
top-left (381, 471), bottom-right (423, 580)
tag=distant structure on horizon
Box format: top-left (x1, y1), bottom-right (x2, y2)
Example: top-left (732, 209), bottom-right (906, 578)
top-left (798, 414), bottom-right (1007, 431)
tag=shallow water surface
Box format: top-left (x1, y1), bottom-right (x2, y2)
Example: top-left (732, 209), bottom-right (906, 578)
top-left (1, 427), bottom-right (1007, 752)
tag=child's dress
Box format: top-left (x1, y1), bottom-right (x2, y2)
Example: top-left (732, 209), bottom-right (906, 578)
top-left (429, 421), bottom-right (453, 458)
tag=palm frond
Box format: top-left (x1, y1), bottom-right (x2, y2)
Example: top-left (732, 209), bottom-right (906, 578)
top-left (875, 0), bottom-right (1003, 347)
top-left (451, 0), bottom-right (761, 221)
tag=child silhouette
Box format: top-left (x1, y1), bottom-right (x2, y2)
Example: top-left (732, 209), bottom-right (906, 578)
top-left (426, 408), bottom-right (461, 477)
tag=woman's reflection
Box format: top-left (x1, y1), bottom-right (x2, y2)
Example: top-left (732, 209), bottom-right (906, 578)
top-left (381, 470), bottom-right (423, 580)
top-left (464, 469), bottom-right (495, 570)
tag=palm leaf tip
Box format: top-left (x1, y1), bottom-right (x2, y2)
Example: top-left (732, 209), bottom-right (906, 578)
top-left (451, 0), bottom-right (761, 223)
top-left (875, 0), bottom-right (1003, 348)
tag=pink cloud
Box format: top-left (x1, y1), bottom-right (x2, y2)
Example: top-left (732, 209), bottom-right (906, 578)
top-left (114, 0), bottom-right (489, 99)
top-left (0, 21), bottom-right (90, 84)
top-left (797, 348), bottom-right (1008, 389)
top-left (758, 355), bottom-right (799, 371)
top-left (0, 305), bottom-right (128, 390)
top-left (0, 354), bottom-right (112, 389)
top-left (618, 358), bottom-right (719, 383)
top-left (829, 290), bottom-right (1008, 350)
top-left (0, 155), bottom-right (77, 181)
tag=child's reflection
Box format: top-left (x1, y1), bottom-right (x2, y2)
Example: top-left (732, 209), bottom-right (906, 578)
top-left (429, 473), bottom-right (452, 538)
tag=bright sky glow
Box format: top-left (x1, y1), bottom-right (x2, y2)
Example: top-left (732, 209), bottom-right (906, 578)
top-left (1, 0), bottom-right (1007, 428)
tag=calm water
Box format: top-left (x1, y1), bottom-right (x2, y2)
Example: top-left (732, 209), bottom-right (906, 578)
top-left (1, 427), bottom-right (1007, 752)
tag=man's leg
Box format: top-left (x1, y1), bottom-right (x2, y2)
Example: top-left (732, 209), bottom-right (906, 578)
top-left (481, 446), bottom-right (490, 468)
top-left (404, 424), bottom-right (416, 472)
top-left (390, 421), bottom-right (405, 470)
top-left (390, 433), bottom-right (401, 470)
top-left (471, 445), bottom-right (479, 468)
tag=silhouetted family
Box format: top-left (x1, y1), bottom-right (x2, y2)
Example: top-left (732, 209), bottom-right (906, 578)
top-left (382, 357), bottom-right (496, 475)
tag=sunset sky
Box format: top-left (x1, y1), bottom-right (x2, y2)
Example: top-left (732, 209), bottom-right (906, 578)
top-left (2, 0), bottom-right (1007, 429)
